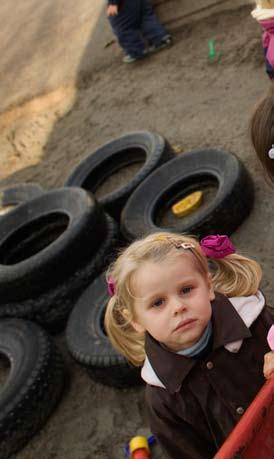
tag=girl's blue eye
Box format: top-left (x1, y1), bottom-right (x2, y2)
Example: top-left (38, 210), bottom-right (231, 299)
top-left (153, 299), bottom-right (164, 307)
top-left (181, 286), bottom-right (191, 294)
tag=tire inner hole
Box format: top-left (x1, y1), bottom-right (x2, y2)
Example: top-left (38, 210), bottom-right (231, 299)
top-left (155, 176), bottom-right (219, 228)
top-left (0, 353), bottom-right (11, 389)
top-left (0, 212), bottom-right (69, 265)
top-left (82, 148), bottom-right (146, 199)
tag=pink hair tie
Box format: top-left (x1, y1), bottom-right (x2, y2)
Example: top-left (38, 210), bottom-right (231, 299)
top-left (200, 235), bottom-right (235, 259)
top-left (107, 277), bottom-right (115, 296)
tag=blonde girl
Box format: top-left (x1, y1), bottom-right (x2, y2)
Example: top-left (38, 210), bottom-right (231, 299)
top-left (105, 232), bottom-right (274, 458)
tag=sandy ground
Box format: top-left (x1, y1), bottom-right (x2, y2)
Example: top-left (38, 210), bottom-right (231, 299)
top-left (1, 3), bottom-right (274, 459)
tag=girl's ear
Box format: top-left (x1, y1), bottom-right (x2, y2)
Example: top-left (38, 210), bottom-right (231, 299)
top-left (207, 273), bottom-right (215, 301)
top-left (122, 308), bottom-right (145, 334)
top-left (131, 318), bottom-right (145, 334)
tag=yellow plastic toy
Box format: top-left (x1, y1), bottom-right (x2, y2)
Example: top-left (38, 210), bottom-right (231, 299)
top-left (129, 436), bottom-right (150, 459)
top-left (172, 191), bottom-right (203, 217)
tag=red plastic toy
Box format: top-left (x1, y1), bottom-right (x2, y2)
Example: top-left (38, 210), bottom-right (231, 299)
top-left (215, 325), bottom-right (274, 458)
top-left (214, 377), bottom-right (274, 458)
top-left (129, 436), bottom-right (150, 459)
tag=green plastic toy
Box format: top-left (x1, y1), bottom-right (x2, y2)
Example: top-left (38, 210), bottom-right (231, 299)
top-left (208, 38), bottom-right (221, 63)
top-left (208, 39), bottom-right (216, 62)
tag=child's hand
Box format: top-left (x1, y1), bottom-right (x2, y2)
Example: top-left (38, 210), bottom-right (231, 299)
top-left (107, 5), bottom-right (118, 16)
top-left (263, 351), bottom-right (274, 379)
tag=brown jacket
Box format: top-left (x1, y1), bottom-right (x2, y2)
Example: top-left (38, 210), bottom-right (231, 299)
top-left (144, 293), bottom-right (274, 459)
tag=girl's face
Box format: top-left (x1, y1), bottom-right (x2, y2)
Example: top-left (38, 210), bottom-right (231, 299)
top-left (131, 253), bottom-right (215, 352)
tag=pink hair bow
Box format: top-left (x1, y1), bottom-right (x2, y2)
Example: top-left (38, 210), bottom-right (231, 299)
top-left (200, 235), bottom-right (235, 259)
top-left (107, 277), bottom-right (115, 296)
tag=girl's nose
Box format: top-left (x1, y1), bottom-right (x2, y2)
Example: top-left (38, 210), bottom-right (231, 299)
top-left (172, 297), bottom-right (187, 315)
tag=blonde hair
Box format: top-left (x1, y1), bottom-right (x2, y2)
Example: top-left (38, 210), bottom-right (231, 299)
top-left (104, 232), bottom-right (262, 366)
top-left (257, 0), bottom-right (274, 8)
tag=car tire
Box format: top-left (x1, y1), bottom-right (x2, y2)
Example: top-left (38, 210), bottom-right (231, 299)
top-left (64, 131), bottom-right (175, 221)
top-left (120, 149), bottom-right (254, 241)
top-left (0, 318), bottom-right (65, 459)
top-left (0, 187), bottom-right (107, 302)
top-left (66, 272), bottom-right (142, 388)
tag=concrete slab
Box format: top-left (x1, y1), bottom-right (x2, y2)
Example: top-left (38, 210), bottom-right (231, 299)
top-left (0, 0), bottom-right (254, 113)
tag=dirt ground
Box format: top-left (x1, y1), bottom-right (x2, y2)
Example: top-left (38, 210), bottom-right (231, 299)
top-left (1, 4), bottom-right (274, 459)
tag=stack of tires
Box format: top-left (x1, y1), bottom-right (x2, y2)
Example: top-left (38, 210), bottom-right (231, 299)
top-left (0, 187), bottom-right (118, 457)
top-left (0, 131), bottom-right (175, 457)
top-left (0, 183), bottom-right (67, 459)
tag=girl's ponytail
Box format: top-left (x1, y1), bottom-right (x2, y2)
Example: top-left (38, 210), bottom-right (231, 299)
top-left (200, 235), bottom-right (262, 297)
top-left (104, 295), bottom-right (145, 366)
top-left (210, 254), bottom-right (262, 297)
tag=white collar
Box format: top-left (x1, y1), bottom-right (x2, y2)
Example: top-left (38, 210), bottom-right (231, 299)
top-left (224, 290), bottom-right (265, 352)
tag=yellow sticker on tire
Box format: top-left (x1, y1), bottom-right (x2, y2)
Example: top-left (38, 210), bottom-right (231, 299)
top-left (172, 191), bottom-right (203, 217)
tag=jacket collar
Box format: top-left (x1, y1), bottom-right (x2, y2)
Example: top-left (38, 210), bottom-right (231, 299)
top-left (144, 293), bottom-right (254, 394)
top-left (211, 293), bottom-right (253, 350)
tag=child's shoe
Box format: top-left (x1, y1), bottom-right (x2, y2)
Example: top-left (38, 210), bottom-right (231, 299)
top-left (149, 35), bottom-right (173, 53)
top-left (122, 50), bottom-right (148, 64)
top-left (122, 54), bottom-right (138, 63)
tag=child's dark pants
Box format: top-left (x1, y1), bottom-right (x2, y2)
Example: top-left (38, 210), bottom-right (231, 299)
top-left (108, 0), bottom-right (168, 58)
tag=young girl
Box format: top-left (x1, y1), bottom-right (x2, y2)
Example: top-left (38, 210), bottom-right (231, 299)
top-left (105, 232), bottom-right (274, 458)
top-left (250, 83), bottom-right (274, 183)
top-left (251, 0), bottom-right (274, 79)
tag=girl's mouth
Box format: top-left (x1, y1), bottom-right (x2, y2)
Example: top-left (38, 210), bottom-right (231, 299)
top-left (174, 319), bottom-right (197, 332)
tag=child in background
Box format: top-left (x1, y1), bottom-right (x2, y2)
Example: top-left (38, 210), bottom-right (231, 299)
top-left (105, 232), bottom-right (274, 459)
top-left (250, 83), bottom-right (274, 183)
top-left (251, 0), bottom-right (274, 79)
top-left (106, 0), bottom-right (172, 64)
